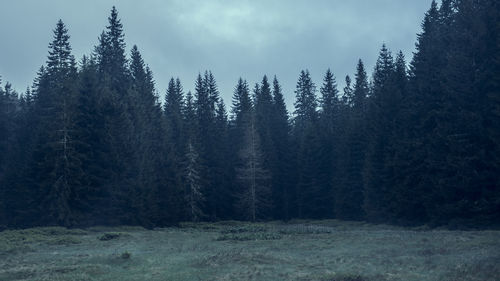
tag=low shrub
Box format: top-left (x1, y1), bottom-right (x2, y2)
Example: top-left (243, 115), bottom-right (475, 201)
top-left (120, 251), bottom-right (131, 259)
top-left (216, 232), bottom-right (282, 241)
top-left (98, 232), bottom-right (122, 241)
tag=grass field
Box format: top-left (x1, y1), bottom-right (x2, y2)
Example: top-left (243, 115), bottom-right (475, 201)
top-left (0, 220), bottom-right (499, 281)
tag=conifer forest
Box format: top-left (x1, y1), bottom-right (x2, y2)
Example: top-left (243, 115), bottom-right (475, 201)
top-left (0, 0), bottom-right (499, 230)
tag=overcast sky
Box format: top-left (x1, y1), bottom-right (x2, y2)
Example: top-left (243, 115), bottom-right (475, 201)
top-left (0, 0), bottom-right (432, 110)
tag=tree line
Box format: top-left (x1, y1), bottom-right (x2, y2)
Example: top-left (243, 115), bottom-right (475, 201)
top-left (0, 0), bottom-right (498, 228)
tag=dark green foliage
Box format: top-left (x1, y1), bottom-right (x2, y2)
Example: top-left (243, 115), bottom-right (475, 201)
top-left (335, 60), bottom-right (369, 220)
top-left (293, 70), bottom-right (322, 218)
top-left (0, 82), bottom-right (20, 226)
top-left (164, 77), bottom-right (185, 160)
top-left (0, 2), bottom-right (498, 228)
top-left (269, 76), bottom-right (292, 220)
top-left (363, 45), bottom-right (396, 221)
top-left (212, 98), bottom-right (233, 219)
top-left (92, 7), bottom-right (136, 225)
top-left (29, 20), bottom-right (84, 226)
top-left (72, 56), bottom-right (109, 224)
top-left (294, 70), bottom-right (317, 128)
top-left (95, 6), bottom-right (128, 92)
top-left (184, 142), bottom-right (204, 222)
top-left (235, 111), bottom-right (271, 221)
top-left (161, 77), bottom-right (186, 223)
top-left (194, 72), bottom-right (215, 218)
top-left (230, 78), bottom-right (252, 157)
top-left (316, 69), bottom-right (342, 219)
top-left (0, 82), bottom-right (18, 184)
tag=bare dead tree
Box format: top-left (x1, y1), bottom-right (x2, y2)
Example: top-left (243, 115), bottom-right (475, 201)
top-left (236, 112), bottom-right (271, 221)
top-left (185, 141), bottom-right (204, 222)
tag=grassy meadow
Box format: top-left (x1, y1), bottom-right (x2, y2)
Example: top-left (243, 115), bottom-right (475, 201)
top-left (0, 220), bottom-right (499, 281)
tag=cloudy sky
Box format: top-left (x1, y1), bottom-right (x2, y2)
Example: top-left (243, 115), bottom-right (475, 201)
top-left (0, 0), bottom-right (432, 109)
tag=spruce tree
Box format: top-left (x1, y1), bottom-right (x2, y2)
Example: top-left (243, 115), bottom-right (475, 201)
top-left (183, 91), bottom-right (197, 144)
top-left (397, 0), bottom-right (445, 224)
top-left (213, 99), bottom-right (233, 219)
top-left (184, 142), bottom-right (204, 221)
top-left (229, 78), bottom-right (253, 217)
top-left (0, 82), bottom-right (20, 226)
top-left (72, 56), bottom-right (110, 224)
top-left (236, 111), bottom-right (271, 221)
top-left (253, 76), bottom-right (277, 217)
top-left (94, 7), bottom-right (136, 224)
top-left (364, 44), bottom-right (396, 221)
top-left (294, 70), bottom-right (317, 129)
top-left (270, 76), bottom-right (292, 219)
top-left (164, 77), bottom-right (186, 163)
top-left (336, 60), bottom-right (368, 220)
top-left (342, 75), bottom-right (353, 106)
top-left (194, 72), bottom-right (221, 219)
top-left (30, 20), bottom-right (82, 226)
top-left (231, 78), bottom-right (252, 123)
top-left (95, 6), bottom-right (129, 92)
top-left (317, 69), bottom-right (341, 218)
top-left (230, 78), bottom-right (252, 152)
top-left (0, 82), bottom-right (17, 183)
top-left (433, 0), bottom-right (500, 225)
top-left (293, 70), bottom-right (320, 218)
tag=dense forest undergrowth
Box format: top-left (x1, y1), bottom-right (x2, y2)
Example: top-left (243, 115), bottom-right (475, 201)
top-left (0, 0), bottom-right (499, 229)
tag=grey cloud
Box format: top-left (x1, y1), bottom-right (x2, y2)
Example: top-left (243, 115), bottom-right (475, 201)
top-left (0, 0), bottom-right (433, 110)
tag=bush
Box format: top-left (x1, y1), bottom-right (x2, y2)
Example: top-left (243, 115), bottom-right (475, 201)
top-left (98, 232), bottom-right (121, 241)
top-left (120, 251), bottom-right (131, 259)
top-left (216, 232), bottom-right (282, 241)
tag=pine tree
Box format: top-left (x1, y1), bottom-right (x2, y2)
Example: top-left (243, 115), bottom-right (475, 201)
top-left (364, 44), bottom-right (396, 221)
top-left (184, 142), bottom-right (204, 222)
top-left (396, 0), bottom-right (445, 224)
top-left (432, 0), bottom-right (500, 225)
top-left (317, 69), bottom-right (341, 218)
top-left (269, 76), bottom-right (292, 219)
top-left (230, 78), bottom-right (252, 153)
top-left (231, 78), bottom-right (252, 123)
top-left (71, 56), bottom-right (110, 224)
top-left (195, 73), bottom-right (212, 147)
top-left (93, 7), bottom-right (136, 224)
top-left (183, 91), bottom-right (197, 143)
top-left (164, 77), bottom-right (186, 163)
top-left (194, 71), bottom-right (221, 219)
top-left (30, 20), bottom-right (82, 226)
top-left (478, 0), bottom-right (500, 224)
top-left (213, 99), bottom-right (233, 219)
top-left (4, 71), bottom-right (45, 227)
top-left (0, 82), bottom-right (20, 226)
top-left (205, 71), bottom-right (220, 112)
top-left (0, 79), bottom-right (5, 181)
top-left (95, 6), bottom-right (129, 92)
top-left (229, 78), bottom-right (253, 218)
top-left (252, 76), bottom-right (277, 217)
top-left (294, 70), bottom-right (317, 129)
top-left (342, 75), bottom-right (353, 106)
top-left (320, 69), bottom-right (340, 122)
top-left (382, 51), bottom-right (410, 223)
top-left (127, 45), bottom-right (172, 226)
top-left (236, 111), bottom-right (271, 221)
top-left (255, 75), bottom-right (275, 171)
top-left (0, 82), bottom-right (18, 182)
top-left (293, 70), bottom-right (320, 218)
top-left (336, 60), bottom-right (368, 220)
